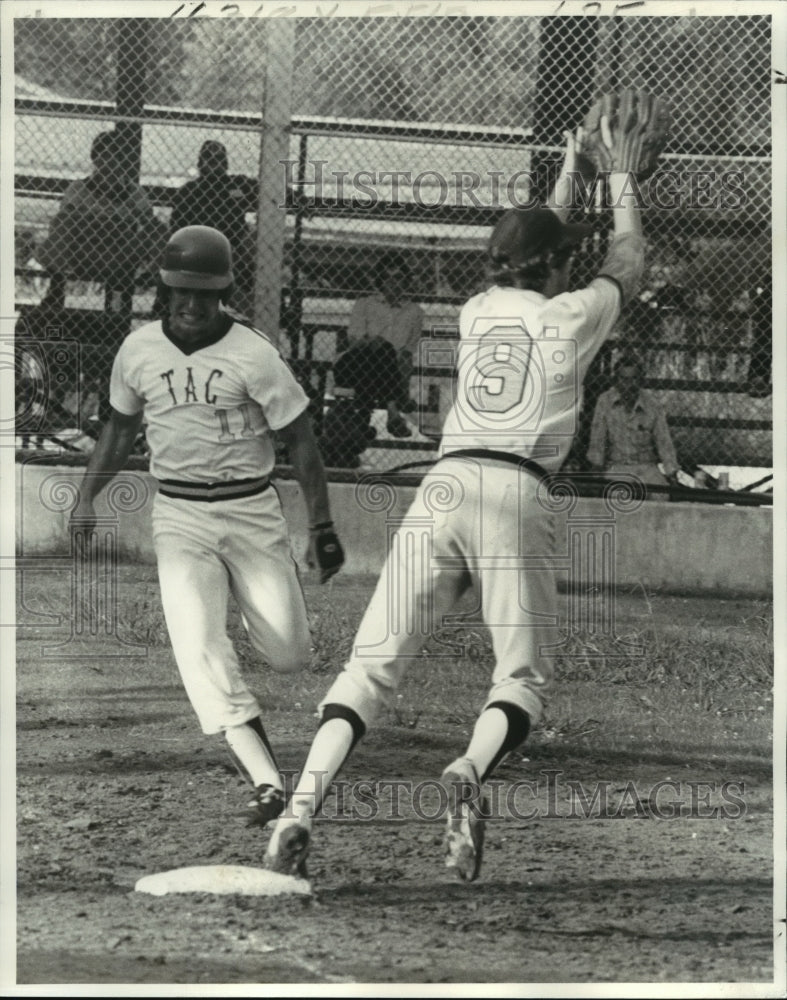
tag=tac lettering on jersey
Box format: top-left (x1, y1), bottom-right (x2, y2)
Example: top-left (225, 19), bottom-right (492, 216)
top-left (156, 365), bottom-right (262, 442)
top-left (159, 367), bottom-right (225, 405)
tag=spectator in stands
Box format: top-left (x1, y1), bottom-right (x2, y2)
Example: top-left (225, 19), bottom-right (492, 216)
top-left (690, 285), bottom-right (714, 379)
top-left (745, 277), bottom-right (771, 397)
top-left (61, 374), bottom-right (101, 433)
top-left (318, 341), bottom-right (386, 468)
top-left (346, 253), bottom-right (425, 438)
top-left (169, 140), bottom-right (255, 317)
top-left (15, 228), bottom-right (48, 301)
top-left (36, 129), bottom-right (164, 311)
top-left (586, 352), bottom-right (680, 487)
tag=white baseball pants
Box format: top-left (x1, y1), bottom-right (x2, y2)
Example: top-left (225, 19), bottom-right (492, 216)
top-left (321, 457), bottom-right (558, 728)
top-left (152, 488), bottom-right (310, 734)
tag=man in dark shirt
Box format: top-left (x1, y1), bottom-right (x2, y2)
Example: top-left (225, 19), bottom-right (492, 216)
top-left (169, 141), bottom-right (255, 316)
top-left (38, 129), bottom-right (164, 311)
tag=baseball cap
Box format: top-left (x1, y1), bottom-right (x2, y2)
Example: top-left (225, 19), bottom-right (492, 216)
top-left (488, 206), bottom-right (592, 271)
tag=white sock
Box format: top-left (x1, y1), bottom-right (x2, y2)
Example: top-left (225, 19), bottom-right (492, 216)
top-left (288, 718), bottom-right (355, 821)
top-left (225, 722), bottom-right (281, 790)
top-left (453, 706), bottom-right (510, 782)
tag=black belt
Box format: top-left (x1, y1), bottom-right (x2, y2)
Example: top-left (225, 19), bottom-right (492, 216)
top-left (157, 475), bottom-right (271, 502)
top-left (441, 449), bottom-right (550, 481)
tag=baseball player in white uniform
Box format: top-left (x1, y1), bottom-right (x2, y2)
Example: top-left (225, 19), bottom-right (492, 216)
top-left (265, 131), bottom-right (646, 882)
top-left (70, 225), bottom-right (344, 830)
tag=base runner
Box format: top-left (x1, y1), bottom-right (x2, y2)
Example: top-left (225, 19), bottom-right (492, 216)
top-left (70, 225), bottom-right (344, 830)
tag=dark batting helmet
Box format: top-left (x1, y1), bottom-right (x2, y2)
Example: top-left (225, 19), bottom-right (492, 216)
top-left (160, 226), bottom-right (234, 290)
top-left (488, 206), bottom-right (591, 279)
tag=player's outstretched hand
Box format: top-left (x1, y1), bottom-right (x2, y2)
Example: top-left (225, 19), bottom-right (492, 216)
top-left (307, 521), bottom-right (345, 584)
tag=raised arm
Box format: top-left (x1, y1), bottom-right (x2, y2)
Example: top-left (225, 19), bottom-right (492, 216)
top-left (546, 127), bottom-right (588, 224)
top-left (585, 88), bottom-right (669, 304)
top-left (595, 173), bottom-right (646, 306)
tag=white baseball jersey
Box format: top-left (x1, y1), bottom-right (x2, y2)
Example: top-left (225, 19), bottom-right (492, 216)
top-left (322, 231), bottom-right (646, 732)
top-left (110, 317), bottom-right (309, 482)
top-left (439, 276), bottom-right (623, 473)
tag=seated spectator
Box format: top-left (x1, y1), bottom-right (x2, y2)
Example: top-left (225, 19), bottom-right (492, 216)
top-left (346, 253), bottom-right (425, 438)
top-left (36, 129), bottom-right (165, 311)
top-left (689, 285), bottom-right (714, 379)
top-left (319, 337), bottom-right (418, 468)
top-left (15, 228), bottom-right (47, 299)
top-left (60, 374), bottom-right (102, 433)
top-left (586, 352), bottom-right (680, 488)
top-left (169, 140), bottom-right (255, 317)
top-left (318, 341), bottom-right (381, 468)
top-left (745, 277), bottom-right (771, 397)
top-left (691, 286), bottom-right (714, 344)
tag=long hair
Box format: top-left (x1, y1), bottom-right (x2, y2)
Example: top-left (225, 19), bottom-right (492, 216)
top-left (488, 245), bottom-right (574, 290)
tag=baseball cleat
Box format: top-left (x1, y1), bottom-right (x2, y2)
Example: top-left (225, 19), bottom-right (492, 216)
top-left (246, 784), bottom-right (286, 828)
top-left (264, 818), bottom-right (311, 879)
top-left (441, 767), bottom-right (488, 883)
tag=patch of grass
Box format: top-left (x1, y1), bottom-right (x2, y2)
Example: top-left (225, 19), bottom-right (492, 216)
top-left (553, 620), bottom-right (772, 690)
top-left (304, 589), bottom-right (361, 674)
top-left (16, 571), bottom-right (774, 760)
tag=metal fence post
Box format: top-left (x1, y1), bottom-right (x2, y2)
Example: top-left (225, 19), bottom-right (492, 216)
top-left (254, 19), bottom-right (296, 348)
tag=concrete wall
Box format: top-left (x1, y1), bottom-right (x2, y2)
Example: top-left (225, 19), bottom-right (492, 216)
top-left (16, 463), bottom-right (772, 596)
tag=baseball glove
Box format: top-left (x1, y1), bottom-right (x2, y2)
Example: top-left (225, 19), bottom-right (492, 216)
top-left (580, 87), bottom-right (671, 180)
top-left (307, 521), bottom-right (345, 584)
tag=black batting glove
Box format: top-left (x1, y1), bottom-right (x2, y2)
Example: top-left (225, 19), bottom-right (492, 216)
top-left (307, 521), bottom-right (345, 584)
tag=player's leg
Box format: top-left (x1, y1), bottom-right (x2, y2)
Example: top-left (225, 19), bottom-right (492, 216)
top-left (266, 471), bottom-right (470, 875)
top-left (265, 561), bottom-right (468, 875)
top-left (263, 702), bottom-right (366, 877)
top-left (441, 464), bottom-right (558, 880)
top-left (222, 489), bottom-right (312, 674)
top-left (218, 490), bottom-right (314, 824)
top-left (152, 497), bottom-right (284, 821)
top-left (448, 467), bottom-right (556, 777)
top-left (374, 340), bottom-right (411, 437)
top-left (224, 716), bottom-right (287, 826)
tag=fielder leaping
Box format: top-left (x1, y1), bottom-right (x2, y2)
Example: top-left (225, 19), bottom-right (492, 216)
top-left (265, 88), bottom-right (667, 882)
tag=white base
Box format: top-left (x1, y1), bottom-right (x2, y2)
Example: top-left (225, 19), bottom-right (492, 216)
top-left (134, 864), bottom-right (311, 898)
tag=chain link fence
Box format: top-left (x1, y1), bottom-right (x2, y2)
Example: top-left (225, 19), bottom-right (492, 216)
top-left (13, 13), bottom-right (773, 488)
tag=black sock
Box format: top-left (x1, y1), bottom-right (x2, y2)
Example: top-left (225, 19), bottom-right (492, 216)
top-left (481, 702), bottom-right (531, 781)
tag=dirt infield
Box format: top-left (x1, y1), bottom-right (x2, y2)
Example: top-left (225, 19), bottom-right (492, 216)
top-left (14, 570), bottom-right (777, 989)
